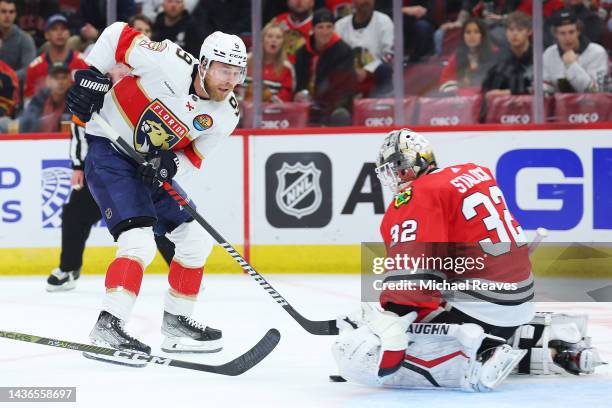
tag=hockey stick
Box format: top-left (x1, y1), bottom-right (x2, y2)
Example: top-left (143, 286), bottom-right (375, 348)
top-left (0, 328), bottom-right (280, 376)
top-left (91, 113), bottom-right (339, 336)
top-left (528, 227), bottom-right (548, 256)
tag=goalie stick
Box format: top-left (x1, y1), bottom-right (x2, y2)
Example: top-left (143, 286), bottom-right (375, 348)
top-left (0, 328), bottom-right (280, 376)
top-left (91, 113), bottom-right (339, 336)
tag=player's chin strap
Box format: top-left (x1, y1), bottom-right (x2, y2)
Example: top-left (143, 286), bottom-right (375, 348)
top-left (198, 64), bottom-right (208, 96)
top-left (509, 312), bottom-right (606, 375)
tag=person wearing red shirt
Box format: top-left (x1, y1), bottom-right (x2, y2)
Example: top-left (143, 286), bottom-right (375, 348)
top-left (244, 22), bottom-right (296, 103)
top-left (269, 0), bottom-right (314, 64)
top-left (19, 63), bottom-right (72, 133)
top-left (24, 14), bottom-right (88, 101)
top-left (376, 129), bottom-right (533, 328)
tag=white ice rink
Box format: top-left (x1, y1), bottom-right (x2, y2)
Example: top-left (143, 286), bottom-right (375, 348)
top-left (1, 274), bottom-right (611, 408)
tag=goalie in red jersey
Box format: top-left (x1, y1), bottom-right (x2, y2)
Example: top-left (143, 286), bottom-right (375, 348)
top-left (331, 129), bottom-right (604, 391)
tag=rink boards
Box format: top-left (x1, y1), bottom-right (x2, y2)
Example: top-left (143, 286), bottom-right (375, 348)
top-left (0, 124), bottom-right (611, 275)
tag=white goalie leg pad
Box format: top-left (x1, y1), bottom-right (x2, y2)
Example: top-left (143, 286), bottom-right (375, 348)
top-left (167, 221), bottom-right (213, 268)
top-left (510, 312), bottom-right (605, 375)
top-left (332, 322), bottom-right (517, 391)
top-left (115, 227), bottom-right (156, 267)
top-left (404, 323), bottom-right (512, 391)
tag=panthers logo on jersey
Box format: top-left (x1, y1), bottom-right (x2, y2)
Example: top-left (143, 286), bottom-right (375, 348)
top-left (134, 99), bottom-right (190, 153)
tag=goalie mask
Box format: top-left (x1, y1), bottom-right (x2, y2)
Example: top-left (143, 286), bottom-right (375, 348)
top-left (375, 129), bottom-right (437, 194)
top-left (198, 31), bottom-right (247, 90)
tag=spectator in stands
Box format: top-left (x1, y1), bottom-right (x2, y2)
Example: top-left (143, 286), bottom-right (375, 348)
top-left (269, 0), bottom-right (315, 64)
top-left (74, 0), bottom-right (137, 56)
top-left (0, 59), bottom-right (18, 132)
top-left (439, 18), bottom-right (497, 95)
top-left (19, 63), bottom-right (71, 132)
top-left (139, 0), bottom-right (198, 20)
top-left (129, 14), bottom-right (154, 38)
top-left (152, 0), bottom-right (199, 56)
top-left (243, 23), bottom-right (296, 103)
top-left (80, 0), bottom-right (136, 32)
top-left (24, 14), bottom-right (88, 103)
top-left (517, 0), bottom-right (566, 47)
top-left (335, 0), bottom-right (394, 97)
top-left (433, 1), bottom-right (470, 56)
top-left (563, 0), bottom-right (605, 44)
top-left (543, 8), bottom-right (609, 93)
top-left (436, 1), bottom-right (530, 53)
top-left (482, 11), bottom-right (534, 96)
top-left (401, 0), bottom-right (435, 61)
top-left (16, 0), bottom-right (60, 48)
top-left (327, 0), bottom-right (353, 19)
top-left (190, 0), bottom-right (251, 37)
top-left (295, 8), bottom-right (355, 126)
top-left (0, 0), bottom-right (36, 81)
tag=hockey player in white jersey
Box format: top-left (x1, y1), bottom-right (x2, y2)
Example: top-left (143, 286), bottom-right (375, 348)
top-left (65, 22), bottom-right (246, 363)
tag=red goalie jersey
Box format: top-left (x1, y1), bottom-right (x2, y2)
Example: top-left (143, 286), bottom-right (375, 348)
top-left (379, 163), bottom-right (534, 327)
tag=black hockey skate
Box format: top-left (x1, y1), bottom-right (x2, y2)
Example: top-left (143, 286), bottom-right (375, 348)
top-left (161, 311), bottom-right (222, 353)
top-left (83, 311), bottom-right (151, 367)
top-left (46, 268), bottom-right (80, 292)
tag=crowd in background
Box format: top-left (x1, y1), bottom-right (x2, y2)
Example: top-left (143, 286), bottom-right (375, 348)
top-left (0, 0), bottom-right (610, 131)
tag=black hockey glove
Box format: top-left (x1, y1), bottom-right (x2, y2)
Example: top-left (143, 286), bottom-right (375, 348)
top-left (66, 67), bottom-right (112, 123)
top-left (137, 150), bottom-right (180, 186)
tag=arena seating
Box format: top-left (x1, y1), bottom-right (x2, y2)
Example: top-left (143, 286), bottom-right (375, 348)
top-left (414, 95), bottom-right (483, 125)
top-left (404, 62), bottom-right (445, 96)
top-left (352, 97), bottom-right (417, 127)
top-left (484, 95), bottom-right (553, 124)
top-left (241, 102), bottom-right (310, 129)
top-left (552, 93), bottom-right (612, 124)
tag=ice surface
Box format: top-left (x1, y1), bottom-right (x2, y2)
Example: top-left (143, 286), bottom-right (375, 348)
top-left (0, 274), bottom-right (610, 408)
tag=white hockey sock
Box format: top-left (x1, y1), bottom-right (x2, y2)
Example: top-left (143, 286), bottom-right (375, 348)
top-left (164, 289), bottom-right (196, 317)
top-left (101, 289), bottom-right (137, 322)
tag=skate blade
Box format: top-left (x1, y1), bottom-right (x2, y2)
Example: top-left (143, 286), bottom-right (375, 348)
top-left (161, 337), bottom-right (222, 353)
top-left (46, 281), bottom-right (77, 292)
top-left (82, 351), bottom-right (148, 368)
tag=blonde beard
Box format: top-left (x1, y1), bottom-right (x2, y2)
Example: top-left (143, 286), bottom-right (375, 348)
top-left (204, 76), bottom-right (232, 102)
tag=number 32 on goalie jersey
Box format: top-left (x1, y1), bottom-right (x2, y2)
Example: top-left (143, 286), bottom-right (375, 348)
top-left (381, 164), bottom-right (528, 256)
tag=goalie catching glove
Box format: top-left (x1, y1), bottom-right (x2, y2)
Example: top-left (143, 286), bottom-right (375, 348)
top-left (66, 68), bottom-right (112, 123)
top-left (137, 150), bottom-right (180, 186)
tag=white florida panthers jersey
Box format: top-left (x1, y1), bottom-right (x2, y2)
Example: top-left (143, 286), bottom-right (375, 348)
top-left (84, 22), bottom-right (240, 175)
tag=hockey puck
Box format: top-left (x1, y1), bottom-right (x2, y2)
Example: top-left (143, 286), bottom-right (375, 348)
top-left (329, 375), bottom-right (346, 382)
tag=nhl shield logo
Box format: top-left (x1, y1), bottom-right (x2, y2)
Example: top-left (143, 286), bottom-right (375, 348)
top-left (275, 162), bottom-right (322, 219)
top-left (266, 152), bottom-right (332, 228)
